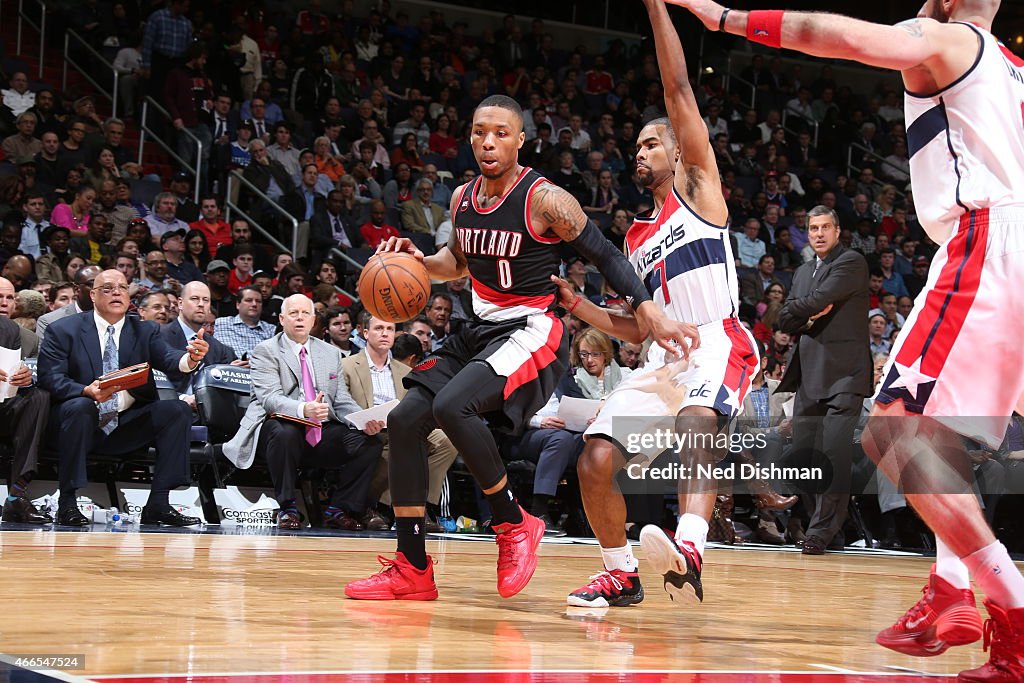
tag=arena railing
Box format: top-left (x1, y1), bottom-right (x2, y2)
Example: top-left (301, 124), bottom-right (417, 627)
top-left (224, 170), bottom-right (359, 303)
top-left (63, 29), bottom-right (120, 119)
top-left (137, 96), bottom-right (202, 203)
top-left (781, 109), bottom-right (821, 148)
top-left (846, 142), bottom-right (908, 199)
top-left (15, 0), bottom-right (45, 78)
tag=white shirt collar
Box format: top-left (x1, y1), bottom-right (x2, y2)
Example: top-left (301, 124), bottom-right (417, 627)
top-left (283, 333), bottom-right (312, 359)
top-left (177, 316), bottom-right (200, 341)
top-left (94, 311), bottom-right (127, 341)
top-left (366, 349), bottom-right (392, 371)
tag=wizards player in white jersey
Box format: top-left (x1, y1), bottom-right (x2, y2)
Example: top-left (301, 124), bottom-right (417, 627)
top-left (557, 0), bottom-right (758, 610)
top-left (669, 0), bottom-right (1024, 679)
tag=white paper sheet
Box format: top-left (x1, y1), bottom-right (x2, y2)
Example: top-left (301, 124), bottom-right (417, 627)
top-left (781, 396), bottom-right (795, 418)
top-left (346, 399), bottom-right (400, 430)
top-left (0, 346), bottom-right (21, 402)
top-left (557, 397), bottom-right (603, 432)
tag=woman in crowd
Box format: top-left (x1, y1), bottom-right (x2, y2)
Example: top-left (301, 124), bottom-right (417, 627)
top-left (428, 113), bottom-right (458, 163)
top-left (382, 162), bottom-right (414, 210)
top-left (185, 229), bottom-right (211, 272)
top-left (390, 132), bottom-right (424, 173)
top-left (313, 135), bottom-right (345, 183)
top-left (51, 185), bottom-right (95, 237)
top-left (85, 147), bottom-right (121, 187)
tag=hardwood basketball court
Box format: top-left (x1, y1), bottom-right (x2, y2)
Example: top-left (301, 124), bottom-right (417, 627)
top-left (0, 528), bottom-right (1003, 682)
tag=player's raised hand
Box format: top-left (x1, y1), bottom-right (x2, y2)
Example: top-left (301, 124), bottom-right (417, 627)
top-left (549, 275), bottom-right (579, 310)
top-left (660, 0), bottom-right (726, 32)
top-left (376, 236), bottom-right (425, 261)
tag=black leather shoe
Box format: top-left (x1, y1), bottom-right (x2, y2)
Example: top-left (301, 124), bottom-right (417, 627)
top-left (801, 535), bottom-right (826, 555)
top-left (2, 496), bottom-right (53, 524)
top-left (56, 507), bottom-right (90, 527)
top-left (141, 506), bottom-right (201, 527)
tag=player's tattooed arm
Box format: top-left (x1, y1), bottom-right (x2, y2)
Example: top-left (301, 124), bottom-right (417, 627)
top-left (530, 182), bottom-right (588, 241)
top-left (896, 19), bottom-right (924, 39)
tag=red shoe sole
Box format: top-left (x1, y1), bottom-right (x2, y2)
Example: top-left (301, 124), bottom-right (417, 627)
top-left (344, 586), bottom-right (439, 601)
top-left (876, 605), bottom-right (982, 657)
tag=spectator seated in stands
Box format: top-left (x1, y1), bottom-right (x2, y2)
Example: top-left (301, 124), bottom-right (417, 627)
top-left (401, 178), bottom-right (445, 236)
top-left (161, 229), bottom-right (204, 285)
top-left (740, 254), bottom-right (783, 308)
top-left (189, 197), bottom-right (232, 258)
top-left (311, 189), bottom-right (363, 263)
top-left (68, 214), bottom-right (116, 266)
top-left (146, 192), bottom-right (190, 240)
top-left (222, 294), bottom-right (383, 530)
top-left (342, 311), bottom-right (458, 532)
top-left (214, 285), bottom-right (276, 359)
top-left (736, 217), bottom-right (767, 269)
top-left (36, 269), bottom-right (208, 527)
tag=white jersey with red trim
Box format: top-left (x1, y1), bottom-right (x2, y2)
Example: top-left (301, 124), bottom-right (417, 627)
top-left (624, 187), bottom-right (739, 332)
top-left (905, 22), bottom-right (1024, 244)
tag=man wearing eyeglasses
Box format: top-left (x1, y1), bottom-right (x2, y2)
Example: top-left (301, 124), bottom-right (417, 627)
top-left (37, 269), bottom-right (211, 527)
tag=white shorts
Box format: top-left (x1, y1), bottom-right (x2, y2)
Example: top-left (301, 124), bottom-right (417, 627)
top-left (585, 317), bottom-right (759, 441)
top-left (876, 207), bottom-right (1024, 448)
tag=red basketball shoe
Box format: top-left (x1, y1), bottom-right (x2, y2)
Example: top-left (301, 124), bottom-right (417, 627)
top-left (876, 565), bottom-right (982, 656)
top-left (344, 553), bottom-right (438, 601)
top-left (957, 600), bottom-right (1024, 682)
top-left (492, 508), bottom-right (545, 598)
top-left (567, 569), bottom-right (645, 607)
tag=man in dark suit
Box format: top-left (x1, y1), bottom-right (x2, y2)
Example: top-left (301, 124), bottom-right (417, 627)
top-left (777, 205), bottom-right (871, 555)
top-left (158, 281), bottom-right (238, 397)
top-left (739, 254), bottom-right (784, 307)
top-left (223, 294), bottom-right (382, 530)
top-left (36, 269), bottom-right (211, 527)
top-left (0, 315), bottom-right (51, 523)
top-left (310, 189), bottom-right (362, 268)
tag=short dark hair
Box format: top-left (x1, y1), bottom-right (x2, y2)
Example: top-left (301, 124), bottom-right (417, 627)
top-left (869, 267), bottom-right (885, 279)
top-left (428, 292), bottom-right (452, 309)
top-left (392, 333), bottom-right (424, 363)
top-left (476, 94), bottom-right (524, 131)
top-left (138, 290), bottom-right (168, 308)
top-left (325, 305), bottom-right (351, 324)
top-left (236, 285), bottom-right (261, 301)
top-left (48, 281), bottom-right (74, 304)
top-left (405, 314), bottom-right (430, 330)
top-left (644, 117), bottom-right (677, 146)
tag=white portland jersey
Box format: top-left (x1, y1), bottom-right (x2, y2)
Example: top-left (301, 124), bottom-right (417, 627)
top-left (905, 22), bottom-right (1024, 244)
top-left (625, 187), bottom-right (738, 327)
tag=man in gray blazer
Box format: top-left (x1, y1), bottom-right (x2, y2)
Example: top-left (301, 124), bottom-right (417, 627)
top-left (223, 294), bottom-right (382, 530)
top-left (777, 205), bottom-right (871, 555)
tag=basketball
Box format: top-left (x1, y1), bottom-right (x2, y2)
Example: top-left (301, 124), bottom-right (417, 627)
top-left (357, 251), bottom-right (432, 324)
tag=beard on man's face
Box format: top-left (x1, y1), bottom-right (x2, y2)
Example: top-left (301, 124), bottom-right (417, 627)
top-left (923, 0), bottom-right (951, 22)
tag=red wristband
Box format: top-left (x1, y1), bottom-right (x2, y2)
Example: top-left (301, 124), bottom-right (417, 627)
top-left (747, 10), bottom-right (785, 49)
top-left (568, 295), bottom-right (581, 314)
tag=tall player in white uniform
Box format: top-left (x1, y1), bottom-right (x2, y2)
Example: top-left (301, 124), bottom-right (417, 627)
top-left (669, 0), bottom-right (1024, 679)
top-left (556, 0), bottom-right (758, 609)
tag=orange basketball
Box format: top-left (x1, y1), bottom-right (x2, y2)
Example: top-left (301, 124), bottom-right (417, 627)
top-left (357, 251), bottom-right (432, 324)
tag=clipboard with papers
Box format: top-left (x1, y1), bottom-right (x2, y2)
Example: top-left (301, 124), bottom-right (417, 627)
top-left (97, 362), bottom-right (151, 392)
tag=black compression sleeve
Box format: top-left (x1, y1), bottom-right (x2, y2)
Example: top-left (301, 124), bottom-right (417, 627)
top-left (569, 220), bottom-right (652, 310)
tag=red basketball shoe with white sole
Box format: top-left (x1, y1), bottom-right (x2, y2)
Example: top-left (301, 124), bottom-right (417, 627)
top-left (344, 552), bottom-right (438, 601)
top-left (876, 565), bottom-right (983, 657)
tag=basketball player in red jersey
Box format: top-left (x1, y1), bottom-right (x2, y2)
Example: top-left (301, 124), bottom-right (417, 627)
top-left (345, 94), bottom-right (699, 602)
top-left (556, 0), bottom-right (758, 610)
top-left (669, 0), bottom-right (1024, 679)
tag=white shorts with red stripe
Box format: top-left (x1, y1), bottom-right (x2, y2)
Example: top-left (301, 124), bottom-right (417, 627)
top-left (585, 318), bottom-right (759, 440)
top-left (875, 207), bottom-right (1024, 448)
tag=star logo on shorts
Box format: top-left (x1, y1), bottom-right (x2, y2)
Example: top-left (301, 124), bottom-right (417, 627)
top-left (885, 356), bottom-right (936, 401)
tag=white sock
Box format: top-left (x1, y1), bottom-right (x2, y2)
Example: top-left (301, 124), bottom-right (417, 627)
top-left (600, 544), bottom-right (638, 573)
top-left (675, 513), bottom-right (709, 558)
top-left (935, 536), bottom-right (971, 589)
top-left (962, 541), bottom-right (1024, 609)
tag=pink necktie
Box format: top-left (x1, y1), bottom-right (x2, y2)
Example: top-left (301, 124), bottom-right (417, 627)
top-left (299, 347), bottom-right (321, 447)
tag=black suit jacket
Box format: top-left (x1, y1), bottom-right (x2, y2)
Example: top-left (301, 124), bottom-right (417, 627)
top-left (777, 244), bottom-right (872, 400)
top-left (158, 320), bottom-right (237, 392)
top-left (0, 316), bottom-right (21, 352)
top-left (310, 208), bottom-right (363, 254)
top-left (37, 312), bottom-right (187, 405)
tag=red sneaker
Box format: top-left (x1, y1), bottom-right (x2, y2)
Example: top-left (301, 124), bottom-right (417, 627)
top-left (343, 553), bottom-right (438, 601)
top-left (876, 565), bottom-right (982, 657)
top-left (567, 569), bottom-right (645, 607)
top-left (492, 508), bottom-right (545, 598)
top-left (958, 600), bottom-right (1024, 682)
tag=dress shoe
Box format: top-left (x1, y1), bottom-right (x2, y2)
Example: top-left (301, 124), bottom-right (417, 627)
top-left (801, 535), bottom-right (826, 555)
top-left (141, 505), bottom-right (201, 527)
top-left (424, 512), bottom-right (444, 533)
top-left (362, 508), bottom-right (390, 531)
top-left (277, 509), bottom-right (302, 530)
top-left (753, 490), bottom-right (799, 511)
top-left (786, 517), bottom-right (806, 545)
top-left (56, 507), bottom-right (90, 527)
top-left (755, 518), bottom-right (785, 545)
top-left (538, 513), bottom-right (567, 537)
top-left (324, 510), bottom-right (363, 531)
top-left (2, 496), bottom-right (53, 524)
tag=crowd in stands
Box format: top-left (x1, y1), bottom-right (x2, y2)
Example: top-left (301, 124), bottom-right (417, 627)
top-left (1, 0), bottom-right (1020, 549)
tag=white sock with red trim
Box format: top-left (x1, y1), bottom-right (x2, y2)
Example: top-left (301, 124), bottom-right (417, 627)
top-left (675, 513), bottom-right (708, 558)
top-left (600, 545), bottom-right (638, 573)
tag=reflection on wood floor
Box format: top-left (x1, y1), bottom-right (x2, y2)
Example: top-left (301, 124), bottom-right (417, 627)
top-left (0, 529), bottom-right (1006, 682)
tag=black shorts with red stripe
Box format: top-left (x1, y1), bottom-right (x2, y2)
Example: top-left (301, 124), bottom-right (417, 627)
top-left (404, 314), bottom-right (569, 435)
